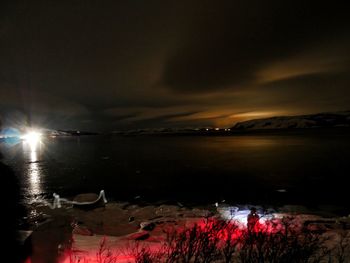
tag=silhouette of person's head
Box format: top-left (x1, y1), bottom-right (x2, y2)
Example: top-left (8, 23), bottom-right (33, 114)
top-left (250, 207), bottom-right (257, 215)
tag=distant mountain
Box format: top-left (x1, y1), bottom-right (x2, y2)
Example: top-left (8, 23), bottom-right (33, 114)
top-left (232, 111), bottom-right (350, 131)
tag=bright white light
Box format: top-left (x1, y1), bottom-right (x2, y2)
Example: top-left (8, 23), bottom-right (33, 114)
top-left (21, 131), bottom-right (42, 148)
top-left (217, 206), bottom-right (279, 227)
top-left (217, 207), bottom-right (251, 226)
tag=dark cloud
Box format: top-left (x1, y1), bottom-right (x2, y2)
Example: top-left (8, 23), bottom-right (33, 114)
top-left (260, 71), bottom-right (350, 110)
top-left (120, 111), bottom-right (200, 129)
top-left (1, 1), bottom-right (350, 130)
top-left (162, 1), bottom-right (349, 92)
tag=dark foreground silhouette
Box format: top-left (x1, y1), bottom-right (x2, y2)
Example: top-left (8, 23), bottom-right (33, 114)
top-left (1, 155), bottom-right (24, 262)
top-left (1, 119), bottom-right (27, 262)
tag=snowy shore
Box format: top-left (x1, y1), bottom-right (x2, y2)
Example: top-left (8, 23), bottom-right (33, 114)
top-left (21, 198), bottom-right (350, 262)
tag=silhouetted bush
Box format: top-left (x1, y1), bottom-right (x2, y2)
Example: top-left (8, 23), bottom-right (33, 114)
top-left (64, 217), bottom-right (350, 263)
top-left (126, 217), bottom-right (344, 263)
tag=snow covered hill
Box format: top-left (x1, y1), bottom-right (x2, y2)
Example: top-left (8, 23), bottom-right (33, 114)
top-left (233, 111), bottom-right (350, 131)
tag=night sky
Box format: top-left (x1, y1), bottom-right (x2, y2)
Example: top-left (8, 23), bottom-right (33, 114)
top-left (1, 1), bottom-right (350, 131)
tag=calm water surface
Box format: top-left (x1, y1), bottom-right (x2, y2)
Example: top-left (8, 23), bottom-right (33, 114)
top-left (1, 133), bottom-right (350, 206)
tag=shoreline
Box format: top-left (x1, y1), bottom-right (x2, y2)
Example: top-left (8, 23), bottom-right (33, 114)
top-left (21, 198), bottom-right (350, 261)
top-left (22, 194), bottom-right (350, 220)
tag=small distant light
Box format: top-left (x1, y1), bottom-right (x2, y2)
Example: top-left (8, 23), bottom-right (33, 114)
top-left (215, 128), bottom-right (220, 131)
top-left (206, 128), bottom-right (209, 131)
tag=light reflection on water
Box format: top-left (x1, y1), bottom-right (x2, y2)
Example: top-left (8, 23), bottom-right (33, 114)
top-left (2, 133), bottom-right (350, 205)
top-left (23, 141), bottom-right (43, 197)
